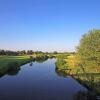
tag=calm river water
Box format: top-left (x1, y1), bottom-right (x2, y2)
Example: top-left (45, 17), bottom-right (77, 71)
top-left (0, 59), bottom-right (87, 100)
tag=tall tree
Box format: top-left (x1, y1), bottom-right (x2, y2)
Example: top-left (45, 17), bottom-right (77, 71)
top-left (77, 30), bottom-right (100, 67)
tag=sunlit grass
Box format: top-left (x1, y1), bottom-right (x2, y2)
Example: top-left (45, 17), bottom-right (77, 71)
top-left (65, 55), bottom-right (100, 95)
top-left (0, 56), bottom-right (30, 69)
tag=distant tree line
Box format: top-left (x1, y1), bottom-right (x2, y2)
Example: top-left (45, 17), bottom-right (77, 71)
top-left (0, 50), bottom-right (63, 56)
top-left (0, 49), bottom-right (76, 56)
top-left (0, 50), bottom-right (35, 56)
top-left (0, 50), bottom-right (18, 56)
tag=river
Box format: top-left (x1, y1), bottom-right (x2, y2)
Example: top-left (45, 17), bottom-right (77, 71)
top-left (0, 59), bottom-right (87, 100)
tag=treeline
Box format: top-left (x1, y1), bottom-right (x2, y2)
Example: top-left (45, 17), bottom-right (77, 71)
top-left (0, 50), bottom-right (42, 56)
top-left (0, 49), bottom-right (75, 56)
top-left (0, 50), bottom-right (18, 56)
top-left (0, 50), bottom-right (54, 56)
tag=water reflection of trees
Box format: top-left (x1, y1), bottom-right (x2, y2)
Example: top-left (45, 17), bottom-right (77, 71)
top-left (55, 68), bottom-right (68, 78)
top-left (55, 68), bottom-right (97, 100)
top-left (35, 58), bottom-right (48, 63)
top-left (0, 59), bottom-right (49, 78)
top-left (73, 91), bottom-right (96, 100)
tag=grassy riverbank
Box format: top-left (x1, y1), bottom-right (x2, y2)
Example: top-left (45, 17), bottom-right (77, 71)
top-left (67, 55), bottom-right (100, 95)
top-left (0, 54), bottom-right (51, 77)
top-left (0, 56), bottom-right (30, 77)
top-left (0, 56), bottom-right (30, 68)
top-left (55, 54), bottom-right (100, 95)
top-left (0, 53), bottom-right (50, 69)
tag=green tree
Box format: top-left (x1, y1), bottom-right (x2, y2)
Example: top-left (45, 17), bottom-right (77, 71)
top-left (77, 30), bottom-right (100, 67)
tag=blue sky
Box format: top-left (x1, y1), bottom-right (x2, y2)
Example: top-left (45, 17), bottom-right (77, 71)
top-left (0, 0), bottom-right (100, 52)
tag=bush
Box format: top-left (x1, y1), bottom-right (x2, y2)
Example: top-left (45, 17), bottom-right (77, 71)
top-left (35, 54), bottom-right (48, 62)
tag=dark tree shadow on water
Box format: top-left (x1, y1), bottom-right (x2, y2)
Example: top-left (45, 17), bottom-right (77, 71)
top-left (55, 68), bottom-right (67, 78)
top-left (55, 69), bottom-right (97, 100)
top-left (73, 91), bottom-right (96, 100)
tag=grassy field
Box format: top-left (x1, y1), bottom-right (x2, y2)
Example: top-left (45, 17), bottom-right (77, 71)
top-left (0, 56), bottom-right (30, 77)
top-left (0, 56), bottom-right (30, 68)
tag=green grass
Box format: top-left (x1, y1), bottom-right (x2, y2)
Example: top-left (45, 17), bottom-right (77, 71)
top-left (0, 56), bottom-right (30, 77)
top-left (55, 58), bottom-right (68, 70)
top-left (0, 56), bottom-right (30, 68)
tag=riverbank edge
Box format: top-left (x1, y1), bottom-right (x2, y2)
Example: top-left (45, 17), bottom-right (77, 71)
top-left (0, 55), bottom-right (51, 77)
top-left (55, 57), bottom-right (100, 99)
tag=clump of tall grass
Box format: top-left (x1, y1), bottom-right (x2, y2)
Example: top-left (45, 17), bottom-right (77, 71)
top-left (55, 58), bottom-right (68, 70)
